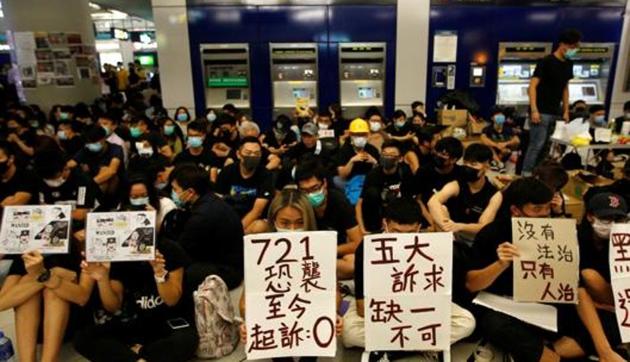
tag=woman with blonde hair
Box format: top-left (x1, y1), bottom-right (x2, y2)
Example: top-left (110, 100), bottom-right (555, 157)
top-left (239, 188), bottom-right (342, 361)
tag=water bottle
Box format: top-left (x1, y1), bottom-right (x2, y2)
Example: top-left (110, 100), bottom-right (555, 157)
top-left (0, 331), bottom-right (15, 362)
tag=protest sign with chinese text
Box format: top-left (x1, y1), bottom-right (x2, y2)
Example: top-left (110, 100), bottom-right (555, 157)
top-left (512, 218), bottom-right (579, 304)
top-left (0, 205), bottom-right (71, 254)
top-left (364, 232), bottom-right (453, 353)
top-left (609, 224), bottom-right (630, 342)
top-left (244, 231), bottom-right (337, 360)
top-left (86, 211), bottom-right (156, 262)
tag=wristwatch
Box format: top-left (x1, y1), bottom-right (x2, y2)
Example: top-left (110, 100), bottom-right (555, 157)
top-left (154, 271), bottom-right (168, 284)
top-left (37, 269), bottom-right (51, 283)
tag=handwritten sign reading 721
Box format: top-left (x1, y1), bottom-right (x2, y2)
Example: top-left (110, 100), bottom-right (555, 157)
top-left (244, 231), bottom-right (337, 360)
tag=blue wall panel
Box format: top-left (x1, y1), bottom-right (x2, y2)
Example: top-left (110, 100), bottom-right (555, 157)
top-left (187, 4), bottom-right (397, 127)
top-left (426, 5), bottom-right (625, 119)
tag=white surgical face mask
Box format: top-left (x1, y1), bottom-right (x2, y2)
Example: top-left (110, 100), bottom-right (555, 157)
top-left (352, 136), bottom-right (368, 149)
top-left (592, 218), bottom-right (613, 239)
top-left (318, 122), bottom-right (329, 130)
top-left (44, 177), bottom-right (65, 188)
top-left (369, 121), bottom-right (382, 132)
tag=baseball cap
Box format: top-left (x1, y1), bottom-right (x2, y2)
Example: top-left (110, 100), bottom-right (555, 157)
top-left (301, 122), bottom-right (319, 136)
top-left (587, 192), bottom-right (628, 219)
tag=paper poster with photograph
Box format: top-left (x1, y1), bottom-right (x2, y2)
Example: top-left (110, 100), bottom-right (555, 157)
top-left (53, 49), bottom-right (72, 60)
top-left (0, 205), bottom-right (72, 254)
top-left (37, 62), bottom-right (54, 73)
top-left (35, 50), bottom-right (54, 62)
top-left (54, 60), bottom-right (71, 77)
top-left (77, 67), bottom-right (91, 80)
top-left (48, 32), bottom-right (66, 45)
top-left (86, 211), bottom-right (156, 262)
top-left (19, 64), bottom-right (36, 80)
top-left (22, 79), bottom-right (37, 88)
top-left (82, 45), bottom-right (95, 56)
top-left (35, 32), bottom-right (50, 49)
top-left (69, 45), bottom-right (83, 56)
top-left (75, 56), bottom-right (93, 67)
top-left (55, 77), bottom-right (75, 87)
top-left (66, 33), bottom-right (82, 44)
top-left (37, 74), bottom-right (53, 86)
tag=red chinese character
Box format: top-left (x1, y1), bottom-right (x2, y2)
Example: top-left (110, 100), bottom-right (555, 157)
top-left (390, 325), bottom-right (412, 348)
top-left (539, 263), bottom-right (554, 280)
top-left (417, 323), bottom-right (442, 346)
top-left (423, 264), bottom-right (445, 292)
top-left (521, 261), bottom-right (537, 279)
top-left (371, 238), bottom-right (400, 265)
top-left (391, 263), bottom-right (419, 293)
top-left (540, 282), bottom-right (557, 301)
top-left (279, 321), bottom-right (305, 348)
top-left (404, 236), bottom-right (434, 263)
top-left (288, 293), bottom-right (311, 319)
top-left (370, 299), bottom-right (403, 323)
top-left (247, 324), bottom-right (277, 352)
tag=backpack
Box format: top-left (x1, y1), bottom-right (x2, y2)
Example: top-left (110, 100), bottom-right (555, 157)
top-left (193, 275), bottom-right (240, 359)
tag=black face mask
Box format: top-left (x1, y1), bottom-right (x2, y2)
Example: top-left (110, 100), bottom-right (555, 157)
top-left (242, 156), bottom-right (261, 171)
top-left (461, 165), bottom-right (482, 182)
top-left (380, 157), bottom-right (398, 171)
top-left (0, 160), bottom-right (8, 175)
top-left (433, 154), bottom-right (447, 169)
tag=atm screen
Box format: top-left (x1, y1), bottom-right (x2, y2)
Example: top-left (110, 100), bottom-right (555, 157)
top-left (292, 88), bottom-right (310, 99)
top-left (358, 87), bottom-right (375, 99)
top-left (226, 89), bottom-right (242, 100)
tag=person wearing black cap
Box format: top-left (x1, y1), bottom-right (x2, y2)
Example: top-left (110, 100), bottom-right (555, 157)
top-left (261, 114), bottom-right (297, 156)
top-left (583, 158), bottom-right (630, 207)
top-left (285, 122), bottom-right (333, 168)
top-left (568, 192), bottom-right (629, 362)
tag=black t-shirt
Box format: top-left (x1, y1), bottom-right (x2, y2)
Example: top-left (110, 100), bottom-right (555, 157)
top-left (215, 162), bottom-right (274, 218)
top-left (285, 141), bottom-right (333, 166)
top-left (117, 239), bottom-right (192, 323)
top-left (385, 123), bottom-right (416, 152)
top-left (318, 188), bottom-right (358, 245)
top-left (128, 154), bottom-right (170, 178)
top-left (335, 142), bottom-right (380, 179)
top-left (482, 125), bottom-right (515, 144)
top-left (333, 118), bottom-right (350, 138)
top-left (11, 130), bottom-right (38, 167)
top-left (413, 164), bottom-right (463, 203)
top-left (0, 168), bottom-right (36, 204)
top-left (177, 193), bottom-right (243, 275)
top-left (263, 129), bottom-right (297, 149)
top-left (468, 218), bottom-right (513, 296)
top-left (37, 168), bottom-right (101, 209)
top-left (60, 136), bottom-right (84, 157)
top-left (73, 143), bottom-right (125, 178)
top-left (578, 221), bottom-right (610, 282)
top-left (361, 164), bottom-right (414, 203)
top-left (173, 148), bottom-right (215, 172)
top-left (533, 55), bottom-right (573, 115)
top-left (446, 178), bottom-right (497, 224)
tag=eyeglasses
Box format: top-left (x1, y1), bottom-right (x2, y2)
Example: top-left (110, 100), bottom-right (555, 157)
top-left (300, 183), bottom-right (323, 194)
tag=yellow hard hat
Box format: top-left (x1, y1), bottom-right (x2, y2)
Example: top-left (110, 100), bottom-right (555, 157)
top-left (349, 118), bottom-right (370, 133)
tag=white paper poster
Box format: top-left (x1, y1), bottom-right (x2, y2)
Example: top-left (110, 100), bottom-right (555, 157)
top-left (86, 211), bottom-right (156, 262)
top-left (433, 31), bottom-right (457, 63)
top-left (0, 205), bottom-right (72, 254)
top-left (609, 223), bottom-right (630, 343)
top-left (364, 232), bottom-right (453, 353)
top-left (244, 231), bottom-right (337, 360)
top-left (472, 292), bottom-right (558, 332)
top-left (512, 218), bottom-right (579, 304)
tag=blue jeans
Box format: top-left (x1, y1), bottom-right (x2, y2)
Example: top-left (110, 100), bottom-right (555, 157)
top-left (522, 113), bottom-right (555, 175)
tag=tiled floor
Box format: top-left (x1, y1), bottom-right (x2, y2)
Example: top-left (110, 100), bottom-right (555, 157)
top-left (0, 285), bottom-right (486, 361)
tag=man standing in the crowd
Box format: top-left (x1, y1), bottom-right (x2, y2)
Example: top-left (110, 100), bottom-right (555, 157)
top-left (523, 29), bottom-right (581, 175)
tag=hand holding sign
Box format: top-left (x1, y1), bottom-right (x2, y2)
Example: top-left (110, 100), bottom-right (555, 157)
top-left (497, 242), bottom-right (519, 267)
top-left (23, 250), bottom-right (45, 276)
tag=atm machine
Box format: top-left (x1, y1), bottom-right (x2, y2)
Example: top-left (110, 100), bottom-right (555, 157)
top-left (200, 43), bottom-right (250, 112)
top-left (568, 43), bottom-right (615, 105)
top-left (270, 43), bottom-right (318, 119)
top-left (339, 42), bottom-right (386, 119)
top-left (496, 42), bottom-right (552, 108)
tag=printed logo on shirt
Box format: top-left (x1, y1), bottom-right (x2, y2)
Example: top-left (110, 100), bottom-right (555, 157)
top-left (136, 295), bottom-right (164, 310)
top-left (78, 186), bottom-right (86, 206)
top-left (229, 185), bottom-right (257, 200)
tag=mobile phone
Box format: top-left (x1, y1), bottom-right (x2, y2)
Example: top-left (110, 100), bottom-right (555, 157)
top-left (167, 318), bottom-right (190, 330)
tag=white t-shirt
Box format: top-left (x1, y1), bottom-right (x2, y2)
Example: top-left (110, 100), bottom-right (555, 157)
top-left (157, 197), bottom-right (177, 231)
